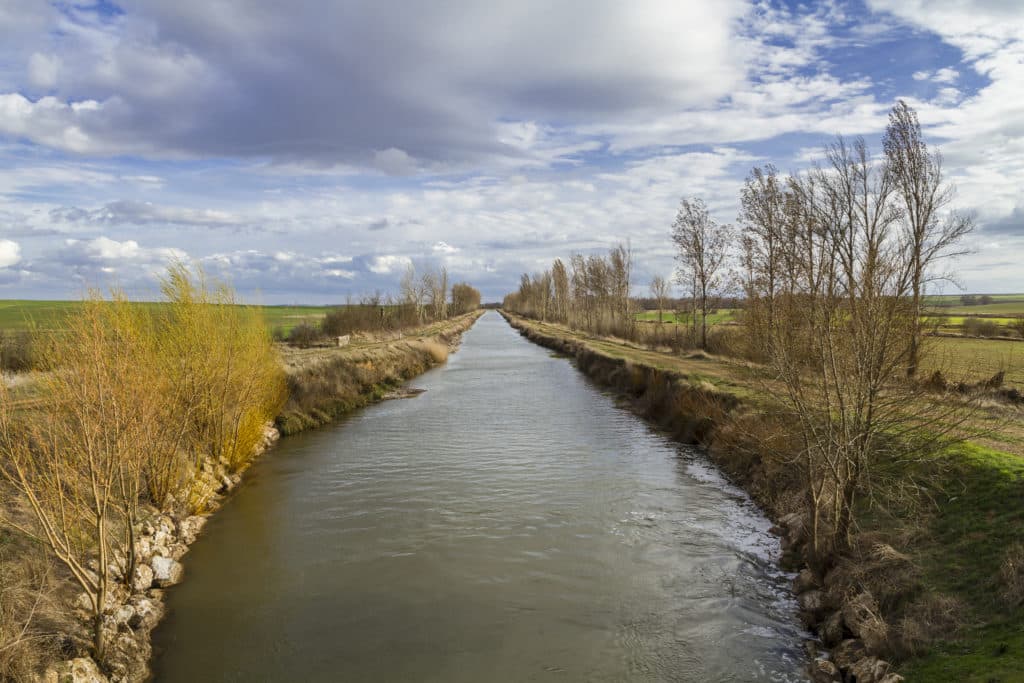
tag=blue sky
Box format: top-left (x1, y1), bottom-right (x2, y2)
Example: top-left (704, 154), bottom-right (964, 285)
top-left (0, 0), bottom-right (1022, 303)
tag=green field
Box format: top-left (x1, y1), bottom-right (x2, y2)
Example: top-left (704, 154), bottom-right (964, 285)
top-left (929, 336), bottom-right (1024, 387)
top-left (635, 308), bottom-right (738, 325)
top-left (925, 294), bottom-right (1024, 317)
top-left (0, 299), bottom-right (334, 334)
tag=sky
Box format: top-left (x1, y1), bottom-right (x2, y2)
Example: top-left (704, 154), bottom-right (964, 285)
top-left (0, 0), bottom-right (1022, 303)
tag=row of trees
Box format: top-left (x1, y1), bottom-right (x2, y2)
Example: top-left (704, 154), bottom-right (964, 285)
top-left (0, 264), bottom-right (286, 661)
top-left (503, 244), bottom-right (635, 338)
top-left (504, 101), bottom-right (975, 561)
top-left (284, 268), bottom-right (482, 347)
top-left (675, 101), bottom-right (975, 558)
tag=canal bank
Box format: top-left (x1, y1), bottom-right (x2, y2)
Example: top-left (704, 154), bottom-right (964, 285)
top-left (40, 312), bottom-right (483, 683)
top-left (500, 311), bottom-right (909, 683)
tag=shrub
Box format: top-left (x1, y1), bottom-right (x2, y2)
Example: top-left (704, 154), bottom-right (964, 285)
top-left (287, 323), bottom-right (321, 348)
top-left (0, 330), bottom-right (33, 372)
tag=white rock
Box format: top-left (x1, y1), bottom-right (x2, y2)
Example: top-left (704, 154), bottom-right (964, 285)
top-left (44, 657), bottom-right (109, 683)
top-left (131, 564), bottom-right (154, 593)
top-left (151, 556), bottom-right (184, 587)
top-left (178, 516), bottom-right (207, 544)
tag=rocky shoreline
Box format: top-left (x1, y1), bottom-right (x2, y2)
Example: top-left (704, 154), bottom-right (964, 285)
top-left (40, 425), bottom-right (279, 683)
top-left (501, 311), bottom-right (905, 683)
top-left (38, 315), bottom-right (481, 683)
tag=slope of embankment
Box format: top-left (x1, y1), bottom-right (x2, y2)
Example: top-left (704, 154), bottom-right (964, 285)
top-left (13, 311), bottom-right (482, 683)
top-left (501, 310), bottom-right (1024, 683)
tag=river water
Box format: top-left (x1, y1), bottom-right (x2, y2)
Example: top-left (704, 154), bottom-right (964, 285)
top-left (151, 311), bottom-right (807, 682)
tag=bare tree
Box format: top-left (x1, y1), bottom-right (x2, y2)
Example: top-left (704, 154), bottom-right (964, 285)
top-left (649, 275), bottom-right (670, 324)
top-left (671, 198), bottom-right (733, 350)
top-left (551, 258), bottom-right (570, 324)
top-left (884, 100), bottom-right (974, 377)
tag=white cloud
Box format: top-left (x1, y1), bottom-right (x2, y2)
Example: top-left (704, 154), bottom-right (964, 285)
top-left (27, 53), bottom-right (60, 89)
top-left (0, 239), bottom-right (20, 268)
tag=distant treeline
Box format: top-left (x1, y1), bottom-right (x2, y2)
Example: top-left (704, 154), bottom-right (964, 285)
top-left (280, 266), bottom-right (481, 347)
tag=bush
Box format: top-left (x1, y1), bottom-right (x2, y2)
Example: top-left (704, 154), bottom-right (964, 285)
top-left (287, 323), bottom-right (321, 348)
top-left (0, 331), bottom-right (33, 372)
top-left (962, 318), bottom-right (1000, 337)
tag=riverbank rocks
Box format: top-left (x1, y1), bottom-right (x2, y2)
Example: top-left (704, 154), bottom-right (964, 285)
top-left (130, 564), bottom-right (153, 593)
top-left (40, 657), bottom-right (108, 683)
top-left (808, 658), bottom-right (841, 683)
top-left (177, 515), bottom-right (207, 545)
top-left (150, 556), bottom-right (184, 588)
top-left (793, 568), bottom-right (821, 594)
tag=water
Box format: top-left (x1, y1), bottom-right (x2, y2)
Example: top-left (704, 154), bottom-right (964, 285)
top-left (151, 311), bottom-right (807, 682)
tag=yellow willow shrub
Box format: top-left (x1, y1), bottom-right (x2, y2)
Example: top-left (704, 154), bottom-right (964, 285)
top-left (159, 263), bottom-right (286, 480)
top-left (0, 293), bottom-right (167, 662)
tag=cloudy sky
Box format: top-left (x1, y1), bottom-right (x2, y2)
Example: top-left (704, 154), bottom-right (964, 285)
top-left (1, 0), bottom-right (1022, 303)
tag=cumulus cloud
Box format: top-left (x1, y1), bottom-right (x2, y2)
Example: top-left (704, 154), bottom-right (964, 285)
top-left (0, 239), bottom-right (21, 268)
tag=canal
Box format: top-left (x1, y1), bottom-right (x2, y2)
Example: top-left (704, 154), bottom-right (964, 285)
top-left (152, 311), bottom-right (807, 682)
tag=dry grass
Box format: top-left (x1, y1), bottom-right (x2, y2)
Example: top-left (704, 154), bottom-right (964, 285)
top-left (0, 532), bottom-right (74, 682)
top-left (1000, 543), bottom-right (1024, 609)
top-left (409, 339), bottom-right (448, 364)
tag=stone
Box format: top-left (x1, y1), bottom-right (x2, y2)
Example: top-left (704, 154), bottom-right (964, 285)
top-left (808, 658), bottom-right (841, 683)
top-left (133, 537), bottom-right (153, 562)
top-left (112, 605), bottom-right (135, 630)
top-left (131, 565), bottom-right (152, 593)
top-left (151, 545), bottom-right (170, 559)
top-left (878, 674), bottom-right (905, 683)
top-left (848, 656), bottom-right (891, 683)
top-left (169, 543), bottom-right (189, 560)
top-left (831, 638), bottom-right (867, 671)
top-left (140, 519), bottom-right (155, 536)
top-left (177, 515), bottom-right (207, 544)
top-left (44, 657), bottom-right (108, 683)
top-left (798, 589), bottom-right (825, 618)
top-left (794, 568), bottom-right (820, 594)
top-left (820, 610), bottom-right (845, 647)
top-left (74, 592), bottom-right (94, 614)
top-left (150, 556), bottom-right (184, 587)
top-left (128, 597), bottom-right (164, 631)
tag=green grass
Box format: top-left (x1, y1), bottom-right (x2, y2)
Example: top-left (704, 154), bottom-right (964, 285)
top-left (0, 299), bottom-right (334, 334)
top-left (928, 336), bottom-right (1024, 387)
top-left (925, 294), bottom-right (1024, 317)
top-left (635, 308), bottom-right (738, 325)
top-left (897, 443), bottom-right (1024, 682)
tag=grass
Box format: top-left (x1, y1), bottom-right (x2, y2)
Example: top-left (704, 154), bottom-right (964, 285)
top-left (0, 299), bottom-right (335, 334)
top-left (896, 442), bottom-right (1024, 682)
top-left (928, 336), bottom-right (1024, 387)
top-left (635, 308), bottom-right (738, 325)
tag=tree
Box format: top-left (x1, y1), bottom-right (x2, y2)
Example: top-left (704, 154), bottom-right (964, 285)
top-left (551, 259), bottom-right (570, 323)
top-left (759, 136), bottom-right (974, 559)
top-left (884, 100), bottom-right (974, 377)
top-left (671, 198), bottom-right (732, 350)
top-left (450, 282), bottom-right (481, 315)
top-left (739, 164), bottom-right (787, 340)
top-left (649, 275), bottom-right (670, 324)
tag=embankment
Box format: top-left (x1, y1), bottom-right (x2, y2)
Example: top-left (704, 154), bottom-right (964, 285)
top-left (32, 312), bottom-right (483, 683)
top-left (501, 311), bottom-right (951, 683)
top-left (276, 311), bottom-right (482, 435)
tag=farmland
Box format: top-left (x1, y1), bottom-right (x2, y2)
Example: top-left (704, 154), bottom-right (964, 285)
top-left (0, 299), bottom-right (334, 334)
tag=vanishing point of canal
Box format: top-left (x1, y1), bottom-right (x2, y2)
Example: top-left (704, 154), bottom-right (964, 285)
top-left (152, 311), bottom-right (808, 682)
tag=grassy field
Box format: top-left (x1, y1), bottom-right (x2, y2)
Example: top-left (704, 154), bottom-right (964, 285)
top-left (0, 299), bottom-right (334, 334)
top-left (635, 308), bottom-right (738, 325)
top-left (929, 336), bottom-right (1024, 386)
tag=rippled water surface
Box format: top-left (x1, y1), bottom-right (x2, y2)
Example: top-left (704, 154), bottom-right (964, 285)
top-left (152, 312), bottom-right (807, 682)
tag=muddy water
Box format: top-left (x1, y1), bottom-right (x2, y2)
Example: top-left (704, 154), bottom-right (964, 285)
top-left (152, 311), bottom-right (807, 682)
